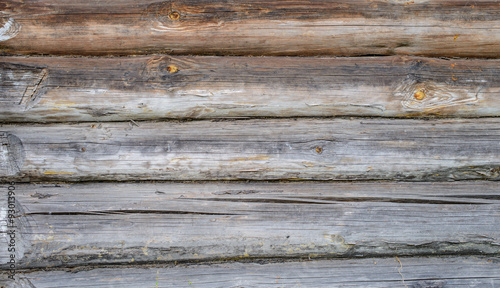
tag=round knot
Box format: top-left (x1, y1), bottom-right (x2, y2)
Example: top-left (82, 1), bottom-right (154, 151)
top-left (413, 90), bottom-right (426, 100)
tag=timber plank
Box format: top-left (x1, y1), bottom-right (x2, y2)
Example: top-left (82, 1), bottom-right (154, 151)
top-left (1, 182), bottom-right (499, 269)
top-left (0, 0), bottom-right (499, 57)
top-left (1, 118), bottom-right (500, 182)
top-left (1, 56), bottom-right (499, 122)
top-left (2, 256), bottom-right (500, 288)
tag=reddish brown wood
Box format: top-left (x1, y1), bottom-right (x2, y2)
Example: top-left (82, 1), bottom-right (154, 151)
top-left (0, 0), bottom-right (499, 57)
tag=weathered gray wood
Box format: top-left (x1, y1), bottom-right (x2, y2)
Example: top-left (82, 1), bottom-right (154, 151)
top-left (2, 256), bottom-right (500, 288)
top-left (1, 118), bottom-right (500, 182)
top-left (1, 182), bottom-right (499, 269)
top-left (1, 56), bottom-right (499, 122)
top-left (0, 0), bottom-right (499, 57)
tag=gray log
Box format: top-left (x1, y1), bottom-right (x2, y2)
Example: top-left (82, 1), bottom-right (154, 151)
top-left (1, 119), bottom-right (500, 182)
top-left (3, 256), bottom-right (500, 288)
top-left (1, 182), bottom-right (499, 269)
top-left (1, 56), bottom-right (499, 122)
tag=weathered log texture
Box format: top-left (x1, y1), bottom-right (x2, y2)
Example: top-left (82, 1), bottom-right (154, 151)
top-left (0, 0), bottom-right (499, 57)
top-left (2, 256), bottom-right (500, 288)
top-left (1, 118), bottom-right (500, 182)
top-left (1, 56), bottom-right (499, 122)
top-left (1, 182), bottom-right (500, 269)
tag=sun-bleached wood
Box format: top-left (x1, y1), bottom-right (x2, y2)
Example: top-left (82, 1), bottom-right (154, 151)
top-left (2, 256), bottom-right (500, 288)
top-left (1, 182), bottom-right (499, 269)
top-left (1, 56), bottom-right (499, 122)
top-left (0, 0), bottom-right (499, 57)
top-left (1, 119), bottom-right (500, 182)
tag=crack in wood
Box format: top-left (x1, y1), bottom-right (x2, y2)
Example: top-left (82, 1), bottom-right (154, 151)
top-left (24, 210), bottom-right (241, 216)
top-left (18, 69), bottom-right (48, 111)
top-left (8, 240), bottom-right (500, 270)
top-left (192, 197), bottom-right (487, 205)
top-left (4, 256), bottom-right (500, 288)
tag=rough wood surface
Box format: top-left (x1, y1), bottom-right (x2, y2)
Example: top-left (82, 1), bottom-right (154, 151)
top-left (2, 256), bottom-right (500, 288)
top-left (1, 56), bottom-right (499, 122)
top-left (1, 118), bottom-right (500, 182)
top-left (0, 0), bottom-right (499, 57)
top-left (0, 257), bottom-right (500, 288)
top-left (1, 182), bottom-right (499, 269)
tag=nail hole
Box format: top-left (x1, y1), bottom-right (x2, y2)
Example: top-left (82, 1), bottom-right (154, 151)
top-left (316, 147), bottom-right (323, 154)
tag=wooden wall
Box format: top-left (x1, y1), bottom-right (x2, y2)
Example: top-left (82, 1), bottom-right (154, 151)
top-left (1, 0), bottom-right (500, 57)
top-left (1, 1), bottom-right (500, 287)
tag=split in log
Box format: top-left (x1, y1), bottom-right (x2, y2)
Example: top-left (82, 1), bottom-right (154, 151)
top-left (1, 118), bottom-right (500, 182)
top-left (4, 256), bottom-right (500, 288)
top-left (2, 256), bottom-right (500, 287)
top-left (0, 0), bottom-right (499, 57)
top-left (1, 182), bottom-right (499, 269)
top-left (1, 56), bottom-right (499, 122)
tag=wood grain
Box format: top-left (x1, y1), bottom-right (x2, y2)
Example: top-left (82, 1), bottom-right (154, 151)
top-left (1, 182), bottom-right (500, 269)
top-left (0, 0), bottom-right (499, 57)
top-left (1, 56), bottom-right (499, 122)
top-left (2, 256), bottom-right (500, 288)
top-left (1, 118), bottom-right (500, 182)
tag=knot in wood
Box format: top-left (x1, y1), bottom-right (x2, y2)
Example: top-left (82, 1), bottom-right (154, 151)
top-left (0, 14), bottom-right (21, 42)
top-left (143, 2), bottom-right (181, 25)
top-left (169, 11), bottom-right (180, 20)
top-left (414, 90), bottom-right (426, 100)
top-left (166, 65), bottom-right (178, 73)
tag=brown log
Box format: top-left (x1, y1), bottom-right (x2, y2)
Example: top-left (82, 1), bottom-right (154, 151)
top-left (0, 0), bottom-right (499, 57)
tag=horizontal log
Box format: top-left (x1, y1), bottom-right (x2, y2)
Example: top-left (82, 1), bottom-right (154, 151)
top-left (1, 182), bottom-right (499, 269)
top-left (0, 0), bottom-right (499, 57)
top-left (2, 256), bottom-right (500, 288)
top-left (1, 118), bottom-right (500, 182)
top-left (1, 56), bottom-right (499, 122)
